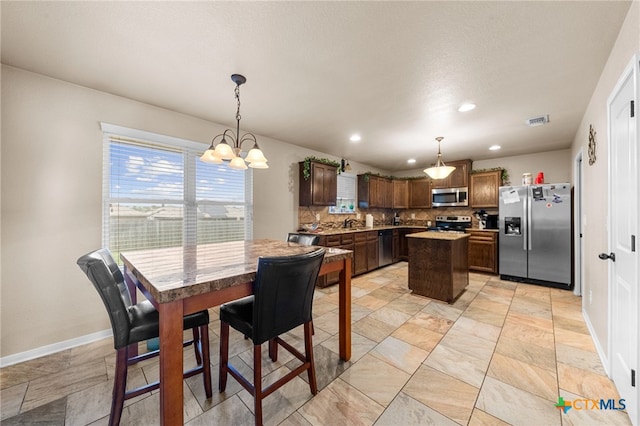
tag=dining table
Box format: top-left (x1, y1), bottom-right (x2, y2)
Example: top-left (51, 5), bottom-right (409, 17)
top-left (120, 239), bottom-right (353, 425)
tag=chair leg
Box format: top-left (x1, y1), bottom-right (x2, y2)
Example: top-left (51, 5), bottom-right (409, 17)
top-left (253, 344), bottom-right (263, 426)
top-left (110, 346), bottom-right (129, 426)
top-left (200, 324), bottom-right (213, 398)
top-left (192, 327), bottom-right (202, 365)
top-left (219, 321), bottom-right (229, 392)
top-left (303, 321), bottom-right (318, 395)
top-left (268, 338), bottom-right (278, 362)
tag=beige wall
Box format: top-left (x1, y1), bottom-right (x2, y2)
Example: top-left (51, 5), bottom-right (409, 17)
top-left (570, 1), bottom-right (640, 361)
top-left (0, 66), bottom-right (388, 361)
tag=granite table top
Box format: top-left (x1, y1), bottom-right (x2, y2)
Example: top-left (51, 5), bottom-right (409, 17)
top-left (406, 231), bottom-right (470, 241)
top-left (121, 239), bottom-right (352, 304)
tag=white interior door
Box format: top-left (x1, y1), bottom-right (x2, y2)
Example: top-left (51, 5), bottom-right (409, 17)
top-left (608, 54), bottom-right (638, 425)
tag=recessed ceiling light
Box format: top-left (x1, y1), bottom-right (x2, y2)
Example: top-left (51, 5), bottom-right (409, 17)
top-left (407, 158), bottom-right (416, 164)
top-left (489, 145), bottom-right (501, 151)
top-left (349, 134), bottom-right (361, 142)
top-left (458, 103), bottom-right (476, 112)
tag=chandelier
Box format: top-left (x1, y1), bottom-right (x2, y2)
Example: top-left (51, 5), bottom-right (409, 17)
top-left (424, 136), bottom-right (455, 179)
top-left (200, 74), bottom-right (268, 170)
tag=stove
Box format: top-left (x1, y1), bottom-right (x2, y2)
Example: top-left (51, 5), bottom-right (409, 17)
top-left (428, 215), bottom-right (472, 233)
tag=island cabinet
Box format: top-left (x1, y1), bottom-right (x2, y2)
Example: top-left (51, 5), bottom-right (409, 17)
top-left (409, 178), bottom-right (431, 208)
top-left (392, 180), bottom-right (409, 208)
top-left (358, 175), bottom-right (392, 208)
top-left (470, 170), bottom-right (503, 208)
top-left (407, 232), bottom-right (470, 303)
top-left (431, 159), bottom-right (472, 189)
top-left (399, 227), bottom-right (426, 260)
top-left (299, 161), bottom-right (337, 206)
top-left (466, 229), bottom-right (498, 274)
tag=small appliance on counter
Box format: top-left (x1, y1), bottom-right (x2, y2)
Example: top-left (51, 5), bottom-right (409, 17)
top-left (485, 214), bottom-right (499, 229)
top-left (474, 210), bottom-right (488, 229)
top-left (393, 213), bottom-right (401, 226)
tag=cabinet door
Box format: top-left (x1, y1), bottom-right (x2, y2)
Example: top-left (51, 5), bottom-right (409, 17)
top-left (366, 239), bottom-right (378, 271)
top-left (354, 241), bottom-right (368, 275)
top-left (409, 178), bottom-right (431, 208)
top-left (467, 231), bottom-right (498, 273)
top-left (470, 170), bottom-right (502, 208)
top-left (448, 160), bottom-right (470, 188)
top-left (392, 230), bottom-right (400, 261)
top-left (431, 160), bottom-right (471, 189)
top-left (311, 162), bottom-right (337, 205)
top-left (383, 178), bottom-right (393, 208)
top-left (392, 180), bottom-right (409, 208)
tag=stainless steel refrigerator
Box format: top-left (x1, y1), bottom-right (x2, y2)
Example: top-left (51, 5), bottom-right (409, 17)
top-left (499, 183), bottom-right (572, 288)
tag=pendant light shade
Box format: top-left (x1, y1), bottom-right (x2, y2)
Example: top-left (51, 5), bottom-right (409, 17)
top-left (424, 137), bottom-right (455, 179)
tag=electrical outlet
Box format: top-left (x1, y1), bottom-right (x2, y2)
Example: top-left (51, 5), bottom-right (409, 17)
top-left (411, 213), bottom-right (416, 219)
top-left (315, 213), bottom-right (320, 222)
top-left (356, 213), bottom-right (361, 220)
top-left (382, 213), bottom-right (385, 220)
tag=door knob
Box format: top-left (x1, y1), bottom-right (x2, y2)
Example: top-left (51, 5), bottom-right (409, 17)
top-left (598, 252), bottom-right (616, 262)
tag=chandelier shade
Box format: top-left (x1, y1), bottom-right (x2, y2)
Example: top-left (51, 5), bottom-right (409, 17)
top-left (424, 136), bottom-right (455, 179)
top-left (200, 74), bottom-right (268, 169)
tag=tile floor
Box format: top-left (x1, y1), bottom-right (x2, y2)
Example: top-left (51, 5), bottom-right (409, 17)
top-left (0, 262), bottom-right (632, 425)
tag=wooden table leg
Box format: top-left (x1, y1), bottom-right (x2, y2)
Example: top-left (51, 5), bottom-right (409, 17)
top-left (338, 258), bottom-right (352, 361)
top-left (158, 300), bottom-right (184, 426)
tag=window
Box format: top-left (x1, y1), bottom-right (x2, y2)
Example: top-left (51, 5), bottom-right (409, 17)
top-left (329, 173), bottom-right (357, 214)
top-left (101, 123), bottom-right (252, 262)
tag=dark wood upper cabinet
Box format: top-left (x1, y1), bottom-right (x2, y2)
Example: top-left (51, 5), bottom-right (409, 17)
top-left (299, 161), bottom-right (337, 206)
top-left (358, 175), bottom-right (392, 208)
top-left (470, 170), bottom-right (503, 208)
top-left (392, 180), bottom-right (409, 209)
top-left (430, 159), bottom-right (472, 189)
top-left (409, 178), bottom-right (431, 208)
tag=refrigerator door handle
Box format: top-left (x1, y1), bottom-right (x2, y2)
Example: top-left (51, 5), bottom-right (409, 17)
top-left (527, 189), bottom-right (532, 250)
top-left (522, 193), bottom-right (528, 251)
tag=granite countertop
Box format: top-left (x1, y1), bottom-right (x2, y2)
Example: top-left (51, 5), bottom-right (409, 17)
top-left (299, 225), bottom-right (429, 236)
top-left (406, 231), bottom-right (470, 240)
top-left (121, 239), bottom-right (352, 303)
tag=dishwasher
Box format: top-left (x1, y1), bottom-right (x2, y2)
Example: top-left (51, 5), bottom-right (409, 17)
top-left (378, 229), bottom-right (393, 267)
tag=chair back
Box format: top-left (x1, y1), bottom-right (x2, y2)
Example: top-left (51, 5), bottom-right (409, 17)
top-left (252, 248), bottom-right (325, 344)
top-left (77, 248), bottom-right (133, 349)
top-left (287, 233), bottom-right (320, 246)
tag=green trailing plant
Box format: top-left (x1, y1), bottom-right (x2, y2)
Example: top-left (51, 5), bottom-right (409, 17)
top-left (302, 156), bottom-right (342, 180)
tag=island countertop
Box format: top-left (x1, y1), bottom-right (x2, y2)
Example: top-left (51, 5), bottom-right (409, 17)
top-left (406, 231), bottom-right (470, 241)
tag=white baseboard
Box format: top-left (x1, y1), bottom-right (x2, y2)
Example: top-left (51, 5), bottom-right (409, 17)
top-left (582, 309), bottom-right (610, 377)
top-left (0, 329), bottom-right (113, 368)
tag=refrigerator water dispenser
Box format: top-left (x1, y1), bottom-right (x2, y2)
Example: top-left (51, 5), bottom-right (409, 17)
top-left (505, 217), bottom-right (521, 235)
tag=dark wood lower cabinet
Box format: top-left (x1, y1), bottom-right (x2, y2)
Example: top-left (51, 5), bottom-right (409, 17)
top-left (354, 233), bottom-right (368, 275)
top-left (366, 231), bottom-right (378, 271)
top-left (466, 230), bottom-right (498, 274)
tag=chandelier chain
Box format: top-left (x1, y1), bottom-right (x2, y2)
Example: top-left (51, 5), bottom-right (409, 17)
top-left (235, 84), bottom-right (242, 122)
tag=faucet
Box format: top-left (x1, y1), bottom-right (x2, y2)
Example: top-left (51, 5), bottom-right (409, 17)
top-left (343, 218), bottom-right (357, 228)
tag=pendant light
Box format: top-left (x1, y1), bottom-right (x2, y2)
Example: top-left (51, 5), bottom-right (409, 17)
top-left (200, 74), bottom-right (268, 170)
top-left (424, 137), bottom-right (455, 179)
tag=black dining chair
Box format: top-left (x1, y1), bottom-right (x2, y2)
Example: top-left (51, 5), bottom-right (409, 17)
top-left (77, 248), bottom-right (212, 426)
top-left (287, 233), bottom-right (320, 246)
top-left (218, 248), bottom-right (326, 426)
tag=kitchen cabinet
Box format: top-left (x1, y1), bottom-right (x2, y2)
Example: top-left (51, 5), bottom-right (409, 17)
top-left (409, 178), bottom-right (431, 208)
top-left (431, 159), bottom-right (472, 189)
top-left (354, 232), bottom-right (368, 275)
top-left (470, 170), bottom-right (503, 208)
top-left (366, 231), bottom-right (379, 271)
top-left (317, 233), bottom-right (355, 286)
top-left (358, 175), bottom-right (392, 208)
top-left (399, 227), bottom-right (425, 260)
top-left (392, 229), bottom-right (400, 261)
top-left (392, 180), bottom-right (409, 208)
top-left (466, 230), bottom-right (498, 274)
top-left (299, 161), bottom-right (337, 206)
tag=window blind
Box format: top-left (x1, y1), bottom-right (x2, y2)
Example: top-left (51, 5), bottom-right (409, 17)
top-left (101, 124), bottom-right (253, 263)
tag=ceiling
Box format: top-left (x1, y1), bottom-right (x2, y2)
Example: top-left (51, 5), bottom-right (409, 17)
top-left (1, 1), bottom-right (631, 172)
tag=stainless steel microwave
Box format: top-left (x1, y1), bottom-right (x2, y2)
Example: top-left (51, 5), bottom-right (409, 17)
top-left (431, 187), bottom-right (469, 207)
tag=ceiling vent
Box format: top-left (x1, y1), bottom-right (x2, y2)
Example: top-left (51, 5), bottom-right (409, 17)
top-left (526, 115), bottom-right (550, 127)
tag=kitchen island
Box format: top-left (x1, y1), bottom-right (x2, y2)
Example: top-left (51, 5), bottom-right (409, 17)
top-left (407, 232), bottom-right (470, 303)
